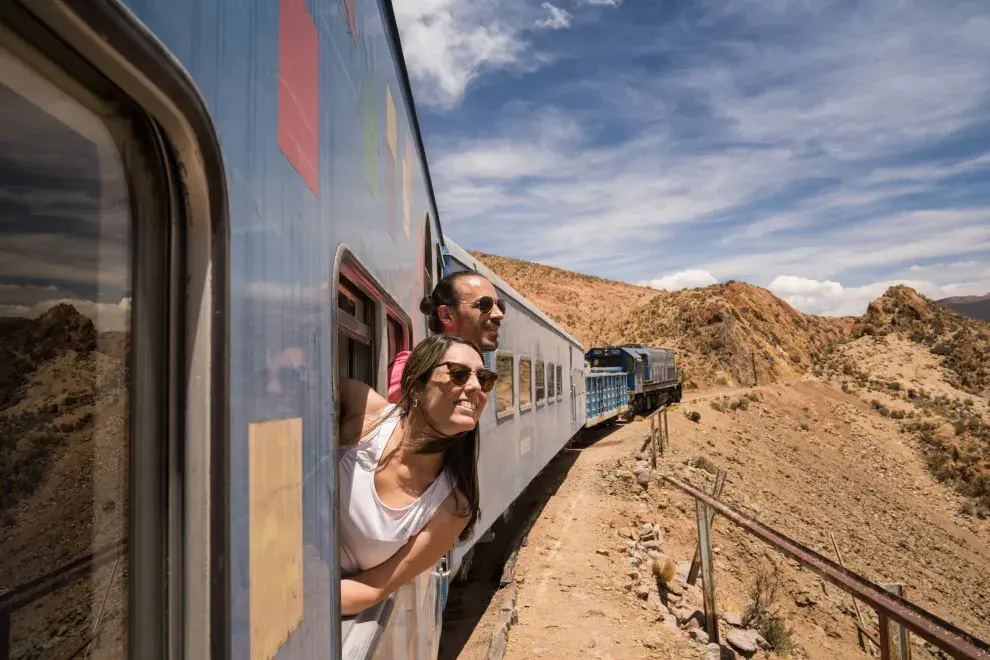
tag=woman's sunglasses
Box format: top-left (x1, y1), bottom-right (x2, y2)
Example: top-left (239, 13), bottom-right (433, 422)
top-left (438, 361), bottom-right (499, 392)
top-left (467, 296), bottom-right (506, 315)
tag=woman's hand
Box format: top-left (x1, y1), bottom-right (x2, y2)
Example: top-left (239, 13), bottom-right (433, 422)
top-left (340, 494), bottom-right (469, 616)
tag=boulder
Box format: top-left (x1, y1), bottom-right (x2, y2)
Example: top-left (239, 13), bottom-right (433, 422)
top-left (725, 629), bottom-right (762, 654)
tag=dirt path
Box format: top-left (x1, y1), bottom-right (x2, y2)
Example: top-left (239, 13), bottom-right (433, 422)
top-left (451, 380), bottom-right (990, 660)
top-left (454, 421), bottom-right (702, 660)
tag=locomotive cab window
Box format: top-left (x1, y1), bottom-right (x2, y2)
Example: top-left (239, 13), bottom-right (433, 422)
top-left (557, 365), bottom-right (563, 400)
top-left (547, 363), bottom-right (555, 405)
top-left (519, 356), bottom-right (533, 411)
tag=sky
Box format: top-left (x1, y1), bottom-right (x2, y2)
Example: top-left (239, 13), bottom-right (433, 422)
top-left (395, 0), bottom-right (990, 317)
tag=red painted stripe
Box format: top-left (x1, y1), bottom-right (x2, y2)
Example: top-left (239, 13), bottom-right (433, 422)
top-left (278, 0), bottom-right (319, 195)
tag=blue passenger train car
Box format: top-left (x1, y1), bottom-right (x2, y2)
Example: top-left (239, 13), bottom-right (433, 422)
top-left (0, 0), bottom-right (452, 658)
top-left (0, 2), bottom-right (681, 660)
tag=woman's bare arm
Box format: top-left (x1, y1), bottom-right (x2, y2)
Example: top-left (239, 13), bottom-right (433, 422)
top-left (338, 378), bottom-right (388, 446)
top-left (340, 495), bottom-right (468, 615)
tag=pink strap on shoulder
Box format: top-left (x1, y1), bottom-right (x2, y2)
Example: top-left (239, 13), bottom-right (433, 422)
top-left (387, 350), bottom-right (410, 403)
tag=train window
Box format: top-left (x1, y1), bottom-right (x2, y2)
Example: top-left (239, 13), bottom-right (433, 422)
top-left (557, 365), bottom-right (563, 400)
top-left (338, 275), bottom-right (375, 385)
top-left (423, 214), bottom-right (434, 299)
top-left (519, 356), bottom-right (533, 410)
top-left (495, 352), bottom-right (515, 417)
top-left (387, 313), bottom-right (406, 368)
top-left (547, 363), bottom-right (555, 405)
top-left (0, 39), bottom-right (171, 659)
top-left (535, 359), bottom-right (546, 404)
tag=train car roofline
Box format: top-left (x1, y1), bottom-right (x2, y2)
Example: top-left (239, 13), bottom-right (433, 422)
top-left (443, 239), bottom-right (584, 352)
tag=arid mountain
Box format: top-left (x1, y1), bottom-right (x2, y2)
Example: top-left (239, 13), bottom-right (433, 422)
top-left (816, 285), bottom-right (990, 516)
top-left (0, 303), bottom-right (129, 659)
top-left (470, 252), bottom-right (854, 388)
top-left (938, 292), bottom-right (990, 322)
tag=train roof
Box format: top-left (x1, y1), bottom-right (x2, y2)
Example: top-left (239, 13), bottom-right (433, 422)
top-left (587, 345), bottom-right (643, 360)
top-left (442, 239), bottom-right (584, 352)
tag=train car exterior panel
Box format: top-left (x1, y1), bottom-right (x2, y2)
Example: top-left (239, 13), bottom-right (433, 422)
top-left (442, 241), bottom-right (586, 571)
top-left (112, 0), bottom-right (446, 657)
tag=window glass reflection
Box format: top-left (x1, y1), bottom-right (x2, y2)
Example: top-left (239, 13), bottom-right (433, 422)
top-left (0, 48), bottom-right (132, 659)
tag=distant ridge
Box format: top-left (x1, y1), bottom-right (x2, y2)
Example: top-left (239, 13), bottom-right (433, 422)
top-left (938, 292), bottom-right (990, 322)
top-left (469, 251), bottom-right (853, 388)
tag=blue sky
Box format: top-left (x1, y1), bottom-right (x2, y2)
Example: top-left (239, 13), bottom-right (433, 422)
top-left (395, 0), bottom-right (990, 316)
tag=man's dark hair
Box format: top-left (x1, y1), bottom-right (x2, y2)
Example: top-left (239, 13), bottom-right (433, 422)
top-left (419, 271), bottom-right (479, 333)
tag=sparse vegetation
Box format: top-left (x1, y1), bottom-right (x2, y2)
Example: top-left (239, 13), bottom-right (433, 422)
top-left (688, 455), bottom-right (718, 475)
top-left (685, 410), bottom-right (701, 423)
top-left (743, 563), bottom-right (795, 653)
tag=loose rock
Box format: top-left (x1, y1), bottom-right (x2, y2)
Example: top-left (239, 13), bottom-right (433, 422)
top-left (725, 628), bottom-right (762, 654)
top-left (690, 628), bottom-right (710, 644)
top-left (722, 611), bottom-right (743, 627)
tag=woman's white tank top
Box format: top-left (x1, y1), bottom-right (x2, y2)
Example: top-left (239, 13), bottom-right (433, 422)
top-left (338, 404), bottom-right (454, 576)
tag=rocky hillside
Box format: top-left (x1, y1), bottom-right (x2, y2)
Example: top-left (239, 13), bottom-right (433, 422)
top-left (939, 293), bottom-right (990, 322)
top-left (816, 285), bottom-right (990, 517)
top-left (471, 252), bottom-right (853, 388)
top-left (0, 304), bottom-right (129, 659)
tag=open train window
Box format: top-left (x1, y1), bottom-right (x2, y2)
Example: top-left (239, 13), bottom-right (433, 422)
top-left (547, 363), bottom-right (556, 405)
top-left (337, 275), bottom-right (375, 385)
top-left (495, 352), bottom-right (515, 418)
top-left (387, 313), bottom-right (407, 368)
top-left (519, 356), bottom-right (533, 411)
top-left (557, 365), bottom-right (563, 401)
top-left (535, 359), bottom-right (546, 405)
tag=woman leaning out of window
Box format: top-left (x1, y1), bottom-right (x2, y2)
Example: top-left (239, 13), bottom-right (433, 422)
top-left (336, 333), bottom-right (497, 615)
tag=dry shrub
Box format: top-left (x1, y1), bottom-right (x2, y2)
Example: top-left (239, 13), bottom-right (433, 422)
top-left (743, 563), bottom-right (796, 653)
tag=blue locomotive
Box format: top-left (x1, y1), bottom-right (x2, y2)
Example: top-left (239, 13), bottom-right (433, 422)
top-left (586, 344), bottom-right (682, 425)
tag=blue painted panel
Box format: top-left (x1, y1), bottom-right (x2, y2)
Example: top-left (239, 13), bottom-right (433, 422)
top-left (123, 0), bottom-right (444, 655)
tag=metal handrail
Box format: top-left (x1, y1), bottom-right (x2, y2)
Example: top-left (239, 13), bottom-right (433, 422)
top-left (0, 539), bottom-right (127, 660)
top-left (663, 474), bottom-right (990, 660)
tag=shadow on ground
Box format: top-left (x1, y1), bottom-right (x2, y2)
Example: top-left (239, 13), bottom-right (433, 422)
top-left (437, 421), bottom-right (628, 660)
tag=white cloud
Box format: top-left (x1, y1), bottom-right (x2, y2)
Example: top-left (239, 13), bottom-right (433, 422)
top-left (639, 270), bottom-right (717, 291)
top-left (535, 3), bottom-right (572, 30)
top-left (428, 0), bottom-right (990, 292)
top-left (768, 275), bottom-right (990, 317)
top-left (584, 0), bottom-right (622, 5)
top-left (393, 0), bottom-right (526, 109)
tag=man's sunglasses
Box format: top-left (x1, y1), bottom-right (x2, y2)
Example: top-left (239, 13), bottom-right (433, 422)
top-left (438, 361), bottom-right (499, 392)
top-left (465, 296), bottom-right (506, 315)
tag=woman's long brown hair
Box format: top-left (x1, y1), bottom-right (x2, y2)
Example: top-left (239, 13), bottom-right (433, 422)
top-left (347, 333), bottom-right (483, 541)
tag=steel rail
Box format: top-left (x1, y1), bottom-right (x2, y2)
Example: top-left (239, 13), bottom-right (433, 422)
top-left (662, 474), bottom-right (990, 660)
top-left (0, 538), bottom-right (127, 613)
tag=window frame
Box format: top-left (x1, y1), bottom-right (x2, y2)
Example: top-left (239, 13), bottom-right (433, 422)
top-left (557, 364), bottom-right (563, 401)
top-left (547, 362), bottom-right (555, 406)
top-left (0, 7), bottom-right (213, 658)
top-left (331, 247), bottom-right (414, 651)
top-left (518, 355), bottom-right (533, 412)
top-left (535, 358), bottom-right (546, 406)
top-left (494, 350), bottom-right (516, 420)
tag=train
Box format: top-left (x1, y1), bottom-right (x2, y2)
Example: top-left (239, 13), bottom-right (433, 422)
top-left (0, 2), bottom-right (680, 660)
top-left (586, 344), bottom-right (682, 422)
